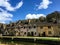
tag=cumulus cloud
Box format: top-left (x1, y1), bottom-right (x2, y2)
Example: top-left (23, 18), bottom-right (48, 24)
top-left (15, 1), bottom-right (23, 9)
top-left (0, 0), bottom-right (23, 23)
top-left (0, 0), bottom-right (23, 11)
top-left (0, 8), bottom-right (13, 24)
top-left (37, 0), bottom-right (52, 10)
top-left (25, 14), bottom-right (46, 19)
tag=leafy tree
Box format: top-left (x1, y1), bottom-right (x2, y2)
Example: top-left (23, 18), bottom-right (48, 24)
top-left (46, 11), bottom-right (60, 23)
top-left (28, 19), bottom-right (39, 24)
top-left (39, 16), bottom-right (46, 22)
top-left (51, 18), bottom-right (57, 23)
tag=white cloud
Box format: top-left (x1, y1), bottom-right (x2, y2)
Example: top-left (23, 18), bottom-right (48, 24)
top-left (0, 0), bottom-right (23, 11)
top-left (15, 1), bottom-right (23, 9)
top-left (37, 0), bottom-right (52, 10)
top-left (25, 14), bottom-right (46, 19)
top-left (0, 0), bottom-right (23, 23)
top-left (0, 8), bottom-right (13, 24)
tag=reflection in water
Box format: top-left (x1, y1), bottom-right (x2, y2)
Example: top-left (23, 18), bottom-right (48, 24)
top-left (0, 40), bottom-right (47, 45)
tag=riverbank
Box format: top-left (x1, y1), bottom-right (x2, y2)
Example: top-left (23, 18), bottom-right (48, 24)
top-left (0, 36), bottom-right (60, 45)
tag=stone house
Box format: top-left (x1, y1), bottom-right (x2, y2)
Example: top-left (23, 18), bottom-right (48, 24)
top-left (20, 25), bottom-right (28, 36)
top-left (37, 24), bottom-right (57, 36)
top-left (27, 24), bottom-right (38, 36)
top-left (37, 23), bottom-right (60, 37)
top-left (1, 20), bottom-right (60, 37)
top-left (13, 28), bottom-right (20, 36)
top-left (53, 24), bottom-right (60, 36)
top-left (3, 30), bottom-right (9, 36)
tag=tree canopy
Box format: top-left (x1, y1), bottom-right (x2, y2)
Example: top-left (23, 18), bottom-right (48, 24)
top-left (46, 11), bottom-right (60, 23)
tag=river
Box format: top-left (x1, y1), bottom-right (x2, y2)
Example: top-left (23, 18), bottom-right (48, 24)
top-left (0, 39), bottom-right (48, 45)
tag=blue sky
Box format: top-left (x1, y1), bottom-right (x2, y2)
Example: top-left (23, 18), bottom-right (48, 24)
top-left (0, 0), bottom-right (60, 24)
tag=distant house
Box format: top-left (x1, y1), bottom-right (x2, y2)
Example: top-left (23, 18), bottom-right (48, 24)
top-left (27, 24), bottom-right (38, 36)
top-left (20, 25), bottom-right (28, 36)
top-left (53, 24), bottom-right (60, 36)
top-left (37, 23), bottom-right (60, 37)
top-left (14, 28), bottom-right (20, 36)
top-left (0, 24), bottom-right (7, 36)
top-left (3, 30), bottom-right (9, 36)
top-left (1, 19), bottom-right (60, 37)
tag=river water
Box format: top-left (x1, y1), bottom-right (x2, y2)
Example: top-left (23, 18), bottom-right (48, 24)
top-left (0, 39), bottom-right (48, 45)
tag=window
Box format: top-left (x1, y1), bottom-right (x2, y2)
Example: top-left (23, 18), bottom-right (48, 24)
top-left (48, 31), bottom-right (52, 34)
top-left (24, 27), bottom-right (25, 29)
top-left (34, 26), bottom-right (36, 28)
top-left (24, 32), bottom-right (26, 34)
top-left (40, 26), bottom-right (43, 29)
top-left (35, 32), bottom-right (36, 35)
top-left (27, 32), bottom-right (30, 36)
top-left (48, 26), bottom-right (51, 29)
top-left (29, 26), bottom-right (31, 29)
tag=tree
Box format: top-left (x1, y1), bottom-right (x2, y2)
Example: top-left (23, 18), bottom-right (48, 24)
top-left (46, 11), bottom-right (60, 23)
top-left (39, 16), bottom-right (46, 22)
top-left (52, 18), bottom-right (57, 23)
top-left (28, 19), bottom-right (38, 24)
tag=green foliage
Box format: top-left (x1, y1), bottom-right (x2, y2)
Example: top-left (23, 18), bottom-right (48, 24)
top-left (39, 16), bottom-right (46, 22)
top-left (46, 11), bottom-right (60, 23)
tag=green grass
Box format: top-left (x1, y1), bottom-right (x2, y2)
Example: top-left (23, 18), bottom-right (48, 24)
top-left (0, 36), bottom-right (60, 41)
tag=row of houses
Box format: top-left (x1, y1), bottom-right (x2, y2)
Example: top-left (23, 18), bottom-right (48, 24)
top-left (0, 20), bottom-right (60, 37)
top-left (0, 23), bottom-right (60, 37)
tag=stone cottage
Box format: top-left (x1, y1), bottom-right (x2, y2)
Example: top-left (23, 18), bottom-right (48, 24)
top-left (37, 23), bottom-right (60, 37)
top-left (20, 25), bottom-right (28, 36)
top-left (27, 24), bottom-right (38, 36)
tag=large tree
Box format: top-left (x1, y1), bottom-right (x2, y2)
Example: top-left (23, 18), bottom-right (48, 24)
top-left (39, 16), bottom-right (46, 22)
top-left (46, 11), bottom-right (60, 23)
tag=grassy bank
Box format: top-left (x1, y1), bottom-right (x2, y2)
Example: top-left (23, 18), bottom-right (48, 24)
top-left (0, 36), bottom-right (60, 45)
top-left (0, 36), bottom-right (60, 41)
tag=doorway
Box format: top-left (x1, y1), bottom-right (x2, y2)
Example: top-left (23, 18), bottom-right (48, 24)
top-left (31, 32), bottom-right (34, 36)
top-left (42, 32), bottom-right (46, 37)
